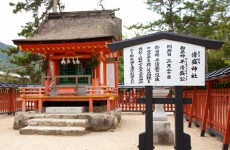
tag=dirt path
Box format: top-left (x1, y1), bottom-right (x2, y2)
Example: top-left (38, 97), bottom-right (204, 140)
top-left (0, 113), bottom-right (228, 150)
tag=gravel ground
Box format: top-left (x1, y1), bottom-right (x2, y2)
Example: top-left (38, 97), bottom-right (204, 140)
top-left (0, 113), bottom-right (228, 150)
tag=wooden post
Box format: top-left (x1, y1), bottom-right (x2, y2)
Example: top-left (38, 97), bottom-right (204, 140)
top-left (222, 96), bottom-right (230, 150)
top-left (38, 99), bottom-right (42, 113)
top-left (22, 99), bottom-right (26, 112)
top-left (143, 86), bottom-right (154, 150)
top-left (114, 61), bottom-right (118, 89)
top-left (89, 98), bottom-right (93, 112)
top-left (175, 86), bottom-right (184, 150)
top-left (188, 87), bottom-right (197, 127)
top-left (201, 82), bottom-right (212, 136)
top-left (107, 98), bottom-right (111, 112)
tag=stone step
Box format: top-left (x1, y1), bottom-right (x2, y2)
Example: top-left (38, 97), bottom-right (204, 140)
top-left (19, 126), bottom-right (86, 136)
top-left (28, 118), bottom-right (89, 128)
top-left (46, 107), bottom-right (85, 113)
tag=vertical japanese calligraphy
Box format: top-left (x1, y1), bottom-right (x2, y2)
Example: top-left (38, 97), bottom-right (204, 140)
top-left (123, 39), bottom-right (205, 86)
top-left (166, 44), bottom-right (172, 79)
top-left (146, 47), bottom-right (152, 83)
top-left (179, 46), bottom-right (188, 82)
top-left (154, 45), bottom-right (160, 82)
top-left (138, 47), bottom-right (144, 84)
top-left (191, 51), bottom-right (201, 79)
top-left (130, 49), bottom-right (135, 84)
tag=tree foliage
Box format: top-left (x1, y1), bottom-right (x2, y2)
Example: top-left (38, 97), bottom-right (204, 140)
top-left (128, 0), bottom-right (230, 72)
top-left (5, 0), bottom-right (65, 83)
top-left (9, 0), bottom-right (65, 37)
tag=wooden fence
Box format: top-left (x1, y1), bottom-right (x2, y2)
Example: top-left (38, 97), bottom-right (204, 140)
top-left (0, 82), bottom-right (229, 147)
top-left (0, 88), bottom-right (21, 114)
top-left (118, 87), bottom-right (174, 112)
top-left (183, 82), bottom-right (230, 148)
top-left (0, 87), bottom-right (35, 114)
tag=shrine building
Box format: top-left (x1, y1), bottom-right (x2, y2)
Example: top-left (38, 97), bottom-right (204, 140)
top-left (13, 10), bottom-right (122, 113)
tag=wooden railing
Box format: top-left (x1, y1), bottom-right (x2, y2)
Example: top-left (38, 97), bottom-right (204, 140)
top-left (19, 87), bottom-right (45, 97)
top-left (183, 83), bottom-right (230, 148)
top-left (42, 75), bottom-right (91, 96)
top-left (18, 85), bottom-right (118, 97)
top-left (86, 86), bottom-right (118, 96)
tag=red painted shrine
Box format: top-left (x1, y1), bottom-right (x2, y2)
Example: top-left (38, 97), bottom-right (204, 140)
top-left (13, 10), bottom-right (122, 113)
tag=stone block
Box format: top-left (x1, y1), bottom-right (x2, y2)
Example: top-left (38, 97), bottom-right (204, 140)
top-left (46, 107), bottom-right (85, 113)
top-left (153, 121), bottom-right (174, 145)
top-left (153, 121), bottom-right (172, 133)
top-left (153, 132), bottom-right (174, 145)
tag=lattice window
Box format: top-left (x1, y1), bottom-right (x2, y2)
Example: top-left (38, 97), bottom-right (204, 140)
top-left (59, 59), bottom-right (92, 84)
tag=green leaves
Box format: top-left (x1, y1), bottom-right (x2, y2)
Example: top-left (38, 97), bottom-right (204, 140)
top-left (128, 0), bottom-right (230, 72)
top-left (9, 0), bottom-right (65, 38)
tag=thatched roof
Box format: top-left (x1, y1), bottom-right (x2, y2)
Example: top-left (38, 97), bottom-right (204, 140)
top-left (13, 10), bottom-right (122, 44)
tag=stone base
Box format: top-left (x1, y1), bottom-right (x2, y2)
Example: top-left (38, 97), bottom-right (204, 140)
top-left (153, 121), bottom-right (174, 145)
top-left (153, 132), bottom-right (174, 145)
top-left (46, 107), bottom-right (85, 113)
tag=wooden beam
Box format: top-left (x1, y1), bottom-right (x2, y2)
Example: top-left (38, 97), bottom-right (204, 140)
top-left (49, 54), bottom-right (91, 60)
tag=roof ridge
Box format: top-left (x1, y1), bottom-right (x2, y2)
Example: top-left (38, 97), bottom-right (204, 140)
top-left (48, 10), bottom-right (115, 19)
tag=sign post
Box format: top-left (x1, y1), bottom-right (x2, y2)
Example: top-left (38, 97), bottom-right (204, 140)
top-left (108, 32), bottom-right (224, 150)
top-left (144, 86), bottom-right (154, 150)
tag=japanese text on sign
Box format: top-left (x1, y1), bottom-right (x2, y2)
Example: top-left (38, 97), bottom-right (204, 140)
top-left (123, 39), bottom-right (205, 86)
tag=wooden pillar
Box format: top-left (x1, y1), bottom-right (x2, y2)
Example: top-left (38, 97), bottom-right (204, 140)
top-left (188, 87), bottom-right (197, 127)
top-left (175, 86), bottom-right (186, 150)
top-left (222, 96), bottom-right (230, 150)
top-left (92, 69), bottom-right (96, 86)
top-left (201, 82), bottom-right (212, 136)
top-left (52, 60), bottom-right (58, 83)
top-left (114, 61), bottom-right (118, 89)
top-left (107, 99), bottom-right (111, 112)
top-left (38, 99), bottom-right (42, 113)
top-left (96, 61), bottom-right (101, 85)
top-left (89, 98), bottom-right (93, 112)
top-left (34, 102), bottom-right (38, 111)
top-left (145, 86), bottom-right (154, 150)
top-left (45, 55), bottom-right (50, 94)
top-left (22, 99), bottom-right (26, 112)
top-left (104, 61), bottom-right (107, 86)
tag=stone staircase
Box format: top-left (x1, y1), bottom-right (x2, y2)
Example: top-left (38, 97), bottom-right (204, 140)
top-left (19, 116), bottom-right (89, 136)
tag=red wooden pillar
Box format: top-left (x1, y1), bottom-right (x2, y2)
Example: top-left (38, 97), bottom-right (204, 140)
top-left (89, 98), bottom-right (93, 112)
top-left (222, 96), bottom-right (230, 150)
top-left (52, 60), bottom-right (59, 84)
top-left (38, 99), bottom-right (43, 113)
top-left (107, 99), bottom-right (111, 112)
top-left (188, 87), bottom-right (197, 127)
top-left (45, 55), bottom-right (50, 94)
top-left (103, 61), bottom-right (107, 86)
top-left (114, 61), bottom-right (118, 89)
top-left (92, 69), bottom-right (97, 86)
top-left (96, 61), bottom-right (101, 85)
top-left (22, 99), bottom-right (26, 112)
top-left (201, 82), bottom-right (212, 136)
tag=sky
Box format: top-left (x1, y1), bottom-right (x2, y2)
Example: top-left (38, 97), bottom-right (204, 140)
top-left (0, 0), bottom-right (158, 46)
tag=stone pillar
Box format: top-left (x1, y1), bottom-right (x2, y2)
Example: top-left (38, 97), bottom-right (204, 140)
top-left (153, 87), bottom-right (174, 145)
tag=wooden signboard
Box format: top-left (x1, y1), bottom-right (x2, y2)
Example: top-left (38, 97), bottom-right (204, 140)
top-left (108, 32), bottom-right (224, 150)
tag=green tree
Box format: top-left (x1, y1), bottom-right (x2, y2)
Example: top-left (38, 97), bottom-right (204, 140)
top-left (5, 0), bottom-right (65, 83)
top-left (128, 0), bottom-right (230, 72)
top-left (10, 0), bottom-right (65, 37)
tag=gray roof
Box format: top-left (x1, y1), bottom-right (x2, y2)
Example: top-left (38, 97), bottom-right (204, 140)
top-left (0, 83), bottom-right (42, 88)
top-left (13, 10), bottom-right (122, 44)
top-left (205, 66), bottom-right (230, 81)
top-left (108, 32), bottom-right (224, 51)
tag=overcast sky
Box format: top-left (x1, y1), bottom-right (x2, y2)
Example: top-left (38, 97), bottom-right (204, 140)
top-left (0, 0), bottom-right (158, 46)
